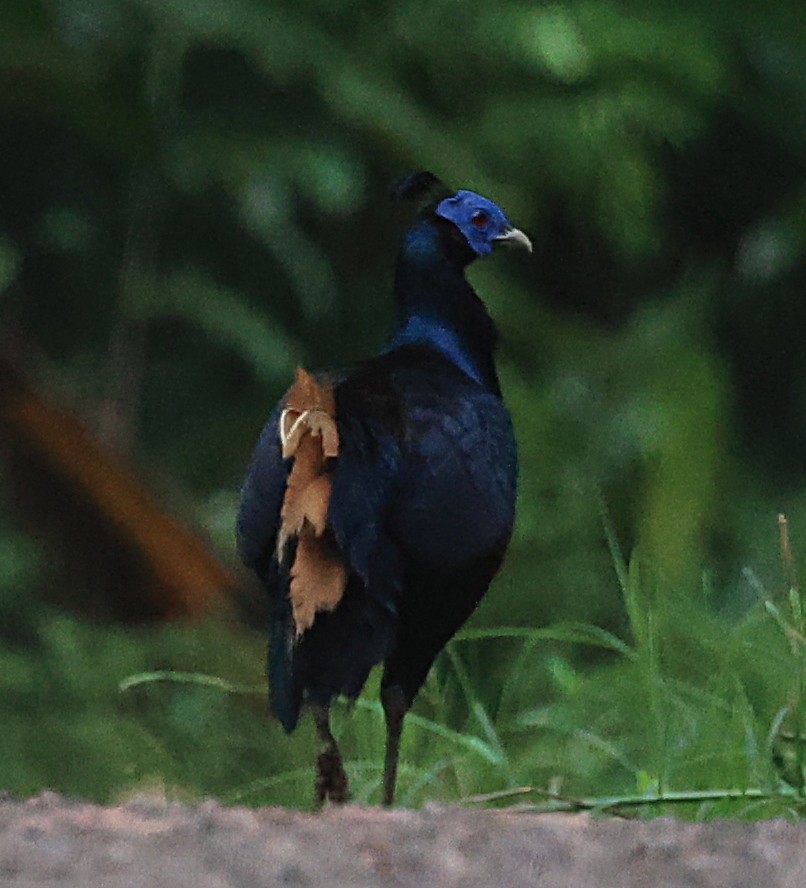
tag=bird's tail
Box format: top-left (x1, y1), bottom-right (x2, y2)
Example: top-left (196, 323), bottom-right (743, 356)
top-left (267, 553), bottom-right (304, 733)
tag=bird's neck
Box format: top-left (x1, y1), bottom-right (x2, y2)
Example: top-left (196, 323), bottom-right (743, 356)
top-left (386, 220), bottom-right (501, 393)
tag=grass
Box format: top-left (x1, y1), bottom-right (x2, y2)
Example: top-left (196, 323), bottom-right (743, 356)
top-left (3, 502), bottom-right (806, 817)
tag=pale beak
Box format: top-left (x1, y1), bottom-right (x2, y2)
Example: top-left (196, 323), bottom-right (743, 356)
top-left (494, 226), bottom-right (533, 253)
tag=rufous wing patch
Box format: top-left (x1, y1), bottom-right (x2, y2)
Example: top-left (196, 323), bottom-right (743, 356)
top-left (280, 367), bottom-right (338, 459)
top-left (277, 368), bottom-right (346, 637)
top-left (288, 532), bottom-right (346, 636)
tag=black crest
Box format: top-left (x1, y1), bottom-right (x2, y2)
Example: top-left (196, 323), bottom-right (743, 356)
top-left (389, 171), bottom-right (451, 207)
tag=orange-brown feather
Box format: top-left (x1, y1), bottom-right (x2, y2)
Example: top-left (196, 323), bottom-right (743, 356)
top-left (277, 368), bottom-right (345, 637)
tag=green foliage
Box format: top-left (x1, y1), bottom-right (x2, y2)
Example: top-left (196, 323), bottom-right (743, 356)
top-left (3, 482), bottom-right (806, 818)
top-left (2, 0), bottom-right (806, 813)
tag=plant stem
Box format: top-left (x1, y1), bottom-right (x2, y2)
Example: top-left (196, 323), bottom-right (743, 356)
top-left (479, 786), bottom-right (801, 814)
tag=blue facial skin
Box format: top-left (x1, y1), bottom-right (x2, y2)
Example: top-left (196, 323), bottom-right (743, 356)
top-left (435, 190), bottom-right (514, 257)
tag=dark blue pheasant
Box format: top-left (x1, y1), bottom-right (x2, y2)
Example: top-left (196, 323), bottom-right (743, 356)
top-left (237, 173), bottom-right (530, 805)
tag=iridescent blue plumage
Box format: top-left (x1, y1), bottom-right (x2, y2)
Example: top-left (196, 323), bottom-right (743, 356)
top-left (436, 189), bottom-right (517, 256)
top-left (237, 178), bottom-right (530, 805)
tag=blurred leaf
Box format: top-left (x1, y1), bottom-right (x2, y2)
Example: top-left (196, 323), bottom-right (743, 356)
top-left (134, 269), bottom-right (302, 382)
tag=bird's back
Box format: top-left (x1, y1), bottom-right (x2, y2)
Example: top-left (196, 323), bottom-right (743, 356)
top-left (335, 344), bottom-right (518, 709)
top-left (335, 345), bottom-right (516, 570)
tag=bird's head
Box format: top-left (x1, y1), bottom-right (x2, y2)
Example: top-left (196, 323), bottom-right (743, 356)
top-left (435, 190), bottom-right (532, 258)
top-left (390, 171), bottom-right (532, 260)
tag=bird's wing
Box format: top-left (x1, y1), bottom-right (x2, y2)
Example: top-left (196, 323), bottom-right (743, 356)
top-left (237, 354), bottom-right (515, 585)
top-left (329, 348), bottom-right (516, 577)
top-left (236, 403), bottom-right (288, 575)
top-left (237, 368), bottom-right (343, 588)
top-left (327, 375), bottom-right (405, 611)
top-left (389, 378), bottom-right (517, 567)
top-left (237, 366), bottom-right (405, 728)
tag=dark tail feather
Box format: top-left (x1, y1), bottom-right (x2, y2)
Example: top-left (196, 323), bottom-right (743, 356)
top-left (267, 557), bottom-right (303, 733)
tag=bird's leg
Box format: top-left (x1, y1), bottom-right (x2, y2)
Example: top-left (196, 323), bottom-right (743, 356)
top-left (381, 685), bottom-right (409, 807)
top-left (311, 703), bottom-right (349, 808)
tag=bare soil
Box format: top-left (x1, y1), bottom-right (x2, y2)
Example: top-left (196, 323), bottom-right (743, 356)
top-left (1, 792), bottom-right (806, 887)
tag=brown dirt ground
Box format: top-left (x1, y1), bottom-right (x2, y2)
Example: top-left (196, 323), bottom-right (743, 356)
top-left (2, 792), bottom-right (806, 887)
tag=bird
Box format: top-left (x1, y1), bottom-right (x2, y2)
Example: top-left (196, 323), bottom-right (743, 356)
top-left (236, 171), bottom-right (531, 806)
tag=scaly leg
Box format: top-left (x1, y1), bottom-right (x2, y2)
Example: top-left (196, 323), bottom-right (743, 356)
top-left (311, 703), bottom-right (349, 808)
top-left (381, 685), bottom-right (408, 807)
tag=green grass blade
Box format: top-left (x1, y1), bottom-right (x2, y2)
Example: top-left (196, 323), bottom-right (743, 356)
top-left (119, 670), bottom-right (264, 696)
top-left (454, 623), bottom-right (636, 660)
top-left (597, 490), bottom-right (630, 597)
top-left (353, 698), bottom-right (504, 766)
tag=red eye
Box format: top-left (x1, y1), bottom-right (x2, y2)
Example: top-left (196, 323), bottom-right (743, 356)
top-left (471, 211), bottom-right (488, 228)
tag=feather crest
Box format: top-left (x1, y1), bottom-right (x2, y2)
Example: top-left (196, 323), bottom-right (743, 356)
top-left (277, 368), bottom-right (346, 636)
